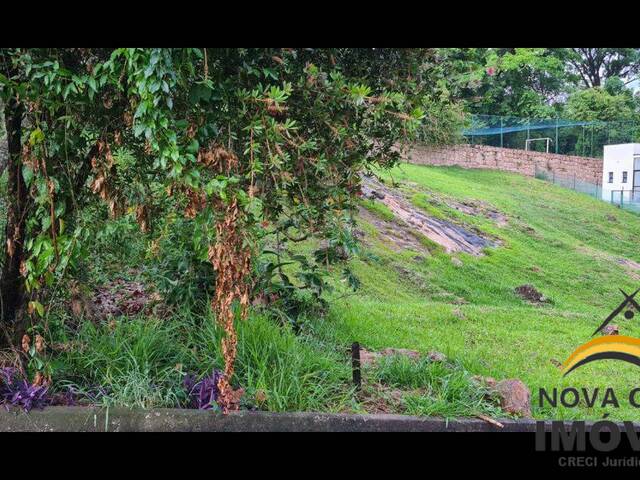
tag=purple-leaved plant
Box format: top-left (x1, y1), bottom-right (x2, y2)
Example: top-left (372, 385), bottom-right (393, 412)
top-left (0, 367), bottom-right (49, 412)
top-left (184, 370), bottom-right (223, 410)
top-left (0, 367), bottom-right (78, 412)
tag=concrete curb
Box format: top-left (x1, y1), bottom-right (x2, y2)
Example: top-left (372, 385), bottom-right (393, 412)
top-left (1, 407), bottom-right (637, 432)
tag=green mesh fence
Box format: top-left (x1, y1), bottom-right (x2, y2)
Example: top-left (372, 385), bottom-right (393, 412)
top-left (464, 114), bottom-right (640, 158)
top-left (534, 165), bottom-right (640, 215)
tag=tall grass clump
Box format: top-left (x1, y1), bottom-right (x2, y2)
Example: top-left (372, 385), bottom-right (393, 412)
top-left (189, 311), bottom-right (352, 412)
top-left (373, 355), bottom-right (502, 418)
top-left (52, 316), bottom-right (190, 409)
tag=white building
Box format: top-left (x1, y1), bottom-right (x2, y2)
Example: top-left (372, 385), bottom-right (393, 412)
top-left (602, 144), bottom-right (640, 203)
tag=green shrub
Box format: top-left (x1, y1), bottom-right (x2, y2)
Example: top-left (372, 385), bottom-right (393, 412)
top-left (147, 215), bottom-right (215, 309)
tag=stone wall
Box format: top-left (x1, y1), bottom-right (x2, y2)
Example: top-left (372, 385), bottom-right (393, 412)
top-left (407, 144), bottom-right (603, 185)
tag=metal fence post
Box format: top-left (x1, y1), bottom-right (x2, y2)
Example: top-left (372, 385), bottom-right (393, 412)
top-left (500, 117), bottom-right (504, 148)
top-left (555, 117), bottom-right (559, 154)
top-left (351, 342), bottom-right (361, 391)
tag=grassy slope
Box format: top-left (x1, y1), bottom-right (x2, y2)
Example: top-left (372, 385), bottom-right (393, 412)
top-left (23, 163), bottom-right (640, 419)
top-left (324, 164), bottom-right (640, 420)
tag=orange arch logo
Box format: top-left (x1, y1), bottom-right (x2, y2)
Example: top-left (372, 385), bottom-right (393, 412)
top-left (562, 288), bottom-right (640, 376)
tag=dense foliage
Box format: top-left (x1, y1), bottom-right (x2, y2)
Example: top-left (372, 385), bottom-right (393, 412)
top-left (435, 48), bottom-right (640, 122)
top-left (0, 48), bottom-right (461, 410)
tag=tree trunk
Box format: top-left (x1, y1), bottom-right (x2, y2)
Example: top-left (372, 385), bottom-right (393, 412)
top-left (0, 97), bottom-right (27, 349)
top-left (0, 101), bottom-right (6, 176)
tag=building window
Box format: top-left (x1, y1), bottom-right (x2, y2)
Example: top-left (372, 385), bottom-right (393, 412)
top-left (623, 171), bottom-right (628, 183)
top-left (608, 172), bottom-right (614, 183)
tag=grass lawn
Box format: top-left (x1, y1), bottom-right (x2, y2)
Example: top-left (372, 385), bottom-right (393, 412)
top-left (322, 163), bottom-right (640, 420)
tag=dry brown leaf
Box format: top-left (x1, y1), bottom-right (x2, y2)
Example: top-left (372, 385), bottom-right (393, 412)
top-left (21, 334), bottom-right (31, 353)
top-left (35, 334), bottom-right (45, 354)
top-left (32, 371), bottom-right (44, 387)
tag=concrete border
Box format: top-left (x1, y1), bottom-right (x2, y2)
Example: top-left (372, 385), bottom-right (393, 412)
top-left (1, 407), bottom-right (638, 432)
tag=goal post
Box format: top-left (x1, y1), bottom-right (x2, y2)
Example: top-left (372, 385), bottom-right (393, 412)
top-left (525, 137), bottom-right (553, 153)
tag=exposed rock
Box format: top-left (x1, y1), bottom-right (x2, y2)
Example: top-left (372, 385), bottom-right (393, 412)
top-left (515, 284), bottom-right (547, 304)
top-left (413, 255), bottom-right (426, 263)
top-left (451, 257), bottom-right (463, 267)
top-left (452, 308), bottom-right (465, 320)
top-left (495, 379), bottom-right (532, 418)
top-left (360, 176), bottom-right (496, 256)
top-left (486, 210), bottom-right (509, 227)
top-left (601, 324), bottom-right (620, 336)
top-left (358, 207), bottom-right (427, 254)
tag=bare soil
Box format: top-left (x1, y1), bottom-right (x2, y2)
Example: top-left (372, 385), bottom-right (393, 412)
top-left (514, 284), bottom-right (547, 304)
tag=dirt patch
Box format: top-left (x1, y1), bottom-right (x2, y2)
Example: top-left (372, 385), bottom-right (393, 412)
top-left (577, 246), bottom-right (640, 281)
top-left (515, 284), bottom-right (548, 304)
top-left (358, 383), bottom-right (407, 414)
top-left (617, 258), bottom-right (640, 272)
top-left (359, 347), bottom-right (447, 367)
top-left (601, 324), bottom-right (620, 336)
top-left (361, 176), bottom-right (496, 256)
top-left (86, 277), bottom-right (165, 321)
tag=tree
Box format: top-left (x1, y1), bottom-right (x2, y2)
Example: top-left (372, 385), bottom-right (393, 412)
top-left (436, 48), bottom-right (568, 118)
top-left (566, 82), bottom-right (638, 122)
top-left (0, 48), bottom-right (460, 409)
top-left (561, 48), bottom-right (640, 88)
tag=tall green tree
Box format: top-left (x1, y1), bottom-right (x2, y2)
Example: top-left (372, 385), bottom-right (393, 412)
top-left (436, 48), bottom-right (568, 118)
top-left (566, 79), bottom-right (639, 122)
top-left (560, 48), bottom-right (640, 88)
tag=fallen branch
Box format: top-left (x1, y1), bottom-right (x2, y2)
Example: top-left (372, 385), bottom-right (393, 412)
top-left (476, 414), bottom-right (504, 429)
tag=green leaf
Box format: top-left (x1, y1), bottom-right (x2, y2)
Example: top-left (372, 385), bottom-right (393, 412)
top-left (22, 165), bottom-right (34, 186)
top-left (29, 300), bottom-right (45, 317)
